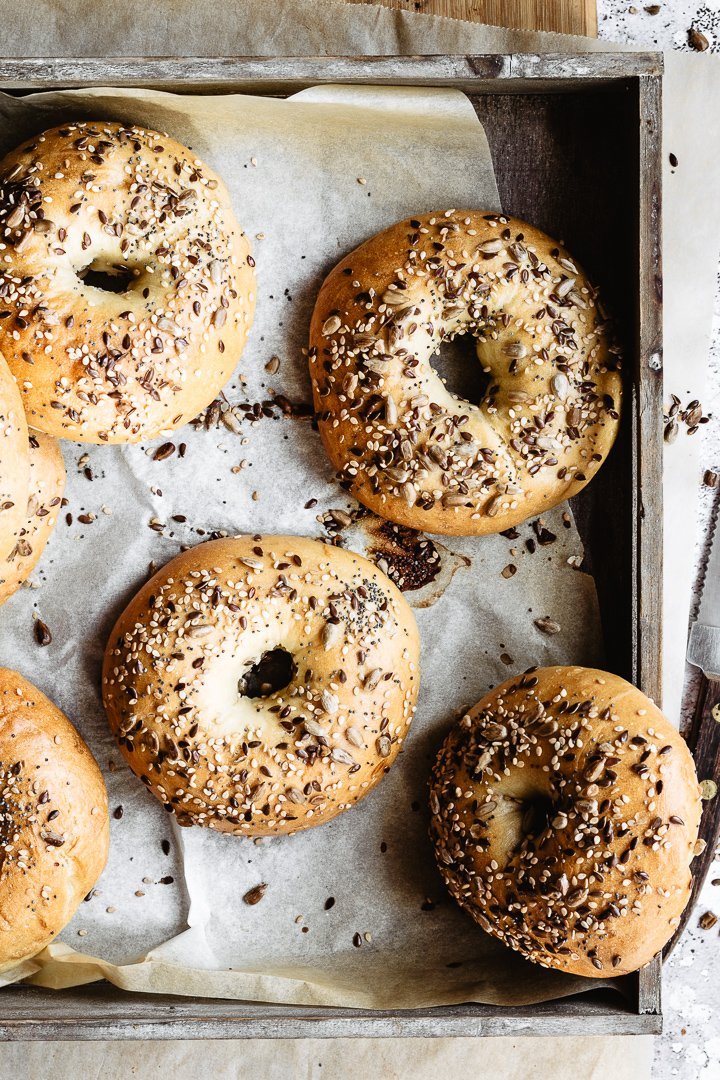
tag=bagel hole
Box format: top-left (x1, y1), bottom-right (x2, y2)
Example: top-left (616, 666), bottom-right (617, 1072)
top-left (79, 263), bottom-right (135, 294)
top-left (238, 647), bottom-right (297, 698)
top-left (430, 334), bottom-right (491, 405)
top-left (518, 794), bottom-right (554, 842)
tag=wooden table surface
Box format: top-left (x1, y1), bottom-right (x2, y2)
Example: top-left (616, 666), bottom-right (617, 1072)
top-left (337, 0), bottom-right (597, 37)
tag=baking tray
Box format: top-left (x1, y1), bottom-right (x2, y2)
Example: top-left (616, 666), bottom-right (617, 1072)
top-left (0, 53), bottom-right (664, 1039)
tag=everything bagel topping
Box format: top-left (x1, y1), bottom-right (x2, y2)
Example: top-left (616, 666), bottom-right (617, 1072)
top-left (103, 536), bottom-right (420, 836)
top-left (309, 211), bottom-right (622, 536)
top-left (429, 666), bottom-right (701, 977)
top-left (0, 122), bottom-right (255, 443)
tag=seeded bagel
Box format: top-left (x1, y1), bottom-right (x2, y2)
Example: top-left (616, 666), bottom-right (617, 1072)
top-left (0, 121), bottom-right (255, 443)
top-left (0, 351), bottom-right (29, 561)
top-left (0, 430), bottom-right (65, 605)
top-left (309, 210), bottom-right (621, 535)
top-left (429, 666), bottom-right (701, 977)
top-left (0, 668), bottom-right (109, 972)
top-left (102, 535), bottom-right (420, 836)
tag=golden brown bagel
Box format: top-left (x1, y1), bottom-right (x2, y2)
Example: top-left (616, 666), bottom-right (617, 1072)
top-left (0, 431), bottom-right (65, 605)
top-left (429, 666), bottom-right (701, 977)
top-left (0, 121), bottom-right (255, 443)
top-left (309, 211), bottom-right (621, 535)
top-left (103, 535), bottom-right (420, 836)
top-left (0, 668), bottom-right (109, 972)
top-left (0, 352), bottom-right (29, 561)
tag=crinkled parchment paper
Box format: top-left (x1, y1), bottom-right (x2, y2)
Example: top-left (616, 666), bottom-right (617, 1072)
top-left (0, 83), bottom-right (610, 1007)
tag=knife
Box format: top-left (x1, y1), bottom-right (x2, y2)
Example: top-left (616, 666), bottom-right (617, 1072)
top-left (666, 496), bottom-right (720, 953)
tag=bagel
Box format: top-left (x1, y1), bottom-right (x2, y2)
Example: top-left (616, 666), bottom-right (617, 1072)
top-left (0, 431), bottom-right (65, 605)
top-left (0, 351), bottom-right (29, 561)
top-left (429, 666), bottom-right (701, 977)
top-left (102, 535), bottom-right (420, 836)
top-left (309, 211), bottom-right (621, 535)
top-left (0, 121), bottom-right (255, 443)
top-left (0, 668), bottom-right (109, 972)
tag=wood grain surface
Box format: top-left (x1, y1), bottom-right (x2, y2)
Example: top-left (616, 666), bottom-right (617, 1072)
top-left (337, 0), bottom-right (598, 37)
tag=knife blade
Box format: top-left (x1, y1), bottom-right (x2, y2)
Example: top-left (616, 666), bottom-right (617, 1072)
top-left (687, 497), bottom-right (720, 677)
top-left (666, 496), bottom-right (720, 955)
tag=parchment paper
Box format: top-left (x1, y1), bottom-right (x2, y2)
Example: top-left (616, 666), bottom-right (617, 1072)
top-left (5, 0), bottom-right (718, 724)
top-left (0, 83), bottom-right (610, 1008)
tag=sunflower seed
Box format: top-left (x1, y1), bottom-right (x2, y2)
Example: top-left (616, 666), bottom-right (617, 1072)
top-left (475, 800), bottom-right (497, 821)
top-left (221, 410), bottom-right (243, 434)
top-left (331, 747), bottom-right (356, 766)
top-left (321, 690), bottom-right (339, 715)
top-left (565, 887), bottom-right (588, 908)
top-left (509, 242), bottom-right (528, 262)
top-left (322, 621), bottom-right (343, 650)
top-left (664, 419), bottom-right (679, 444)
top-left (304, 719), bottom-right (328, 738)
top-left (364, 668), bottom-right (383, 690)
top-left (551, 373), bottom-right (570, 400)
top-left (583, 757), bottom-right (607, 783)
top-left (322, 315), bottom-right (342, 336)
top-left (556, 277), bottom-right (576, 298)
top-left (376, 735), bottom-right (392, 758)
top-left (6, 205), bottom-right (25, 229)
top-left (482, 722), bottom-right (507, 742)
top-left (382, 288), bottom-right (410, 306)
top-left (346, 726), bottom-right (366, 749)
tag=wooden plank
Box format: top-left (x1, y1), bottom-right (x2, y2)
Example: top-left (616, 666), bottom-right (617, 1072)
top-left (0, 985), bottom-right (661, 1040)
top-left (634, 69), bottom-right (664, 1020)
top-left (334, 0), bottom-right (597, 37)
top-left (0, 53), bottom-right (663, 92)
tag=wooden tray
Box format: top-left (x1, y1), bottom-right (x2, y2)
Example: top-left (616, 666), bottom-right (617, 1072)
top-left (0, 52), bottom-right (663, 1040)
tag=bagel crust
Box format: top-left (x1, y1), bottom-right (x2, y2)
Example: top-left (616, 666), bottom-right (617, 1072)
top-left (0, 668), bottom-right (109, 972)
top-left (429, 666), bottom-right (701, 977)
top-left (0, 121), bottom-right (255, 443)
top-left (0, 431), bottom-right (65, 605)
top-left (309, 211), bottom-right (621, 535)
top-left (103, 536), bottom-right (420, 837)
top-left (0, 351), bottom-right (29, 561)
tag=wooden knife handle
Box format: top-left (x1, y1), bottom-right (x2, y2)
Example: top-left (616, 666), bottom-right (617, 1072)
top-left (664, 674), bottom-right (720, 956)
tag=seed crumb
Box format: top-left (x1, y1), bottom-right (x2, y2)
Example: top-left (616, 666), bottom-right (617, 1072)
top-left (243, 882), bottom-right (268, 905)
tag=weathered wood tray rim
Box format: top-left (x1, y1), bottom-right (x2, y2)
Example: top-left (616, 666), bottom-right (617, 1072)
top-left (0, 52), bottom-right (663, 92)
top-left (0, 52), bottom-right (664, 1040)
